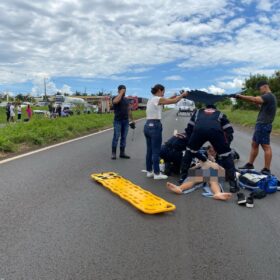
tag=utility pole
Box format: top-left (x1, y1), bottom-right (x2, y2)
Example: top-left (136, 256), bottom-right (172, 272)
top-left (44, 78), bottom-right (47, 101)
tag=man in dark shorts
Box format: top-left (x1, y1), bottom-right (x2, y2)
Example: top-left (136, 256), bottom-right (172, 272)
top-left (111, 85), bottom-right (135, 160)
top-left (237, 81), bottom-right (277, 175)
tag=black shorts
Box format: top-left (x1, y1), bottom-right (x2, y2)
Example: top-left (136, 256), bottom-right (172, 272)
top-left (253, 123), bottom-right (272, 145)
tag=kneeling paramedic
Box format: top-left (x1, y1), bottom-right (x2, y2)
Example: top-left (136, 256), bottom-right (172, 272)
top-left (160, 132), bottom-right (188, 175)
top-left (180, 104), bottom-right (239, 193)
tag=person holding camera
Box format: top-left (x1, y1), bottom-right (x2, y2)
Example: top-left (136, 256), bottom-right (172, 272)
top-left (111, 85), bottom-right (135, 160)
top-left (144, 84), bottom-right (188, 180)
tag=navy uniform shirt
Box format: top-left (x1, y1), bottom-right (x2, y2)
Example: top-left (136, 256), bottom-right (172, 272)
top-left (185, 108), bottom-right (234, 143)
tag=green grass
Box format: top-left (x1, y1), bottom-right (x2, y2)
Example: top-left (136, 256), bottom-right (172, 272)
top-left (0, 110), bottom-right (146, 153)
top-left (222, 108), bottom-right (280, 133)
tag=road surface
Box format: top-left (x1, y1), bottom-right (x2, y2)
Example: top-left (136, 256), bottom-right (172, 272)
top-left (1, 110), bottom-right (280, 280)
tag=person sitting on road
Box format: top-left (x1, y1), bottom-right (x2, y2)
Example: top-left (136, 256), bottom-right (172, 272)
top-left (167, 147), bottom-right (232, 201)
top-left (160, 132), bottom-right (188, 175)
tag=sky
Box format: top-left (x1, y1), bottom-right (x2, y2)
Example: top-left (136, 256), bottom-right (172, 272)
top-left (0, 0), bottom-right (279, 98)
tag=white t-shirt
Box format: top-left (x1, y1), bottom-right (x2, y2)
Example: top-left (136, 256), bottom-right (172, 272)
top-left (146, 96), bottom-right (162, 120)
top-left (10, 104), bottom-right (15, 117)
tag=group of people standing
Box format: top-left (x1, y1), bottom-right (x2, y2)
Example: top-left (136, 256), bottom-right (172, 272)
top-left (110, 81), bottom-right (277, 198)
top-left (6, 102), bottom-right (32, 123)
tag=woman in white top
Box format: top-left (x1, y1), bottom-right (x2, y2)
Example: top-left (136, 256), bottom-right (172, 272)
top-left (144, 84), bottom-right (188, 180)
top-left (9, 103), bottom-right (15, 122)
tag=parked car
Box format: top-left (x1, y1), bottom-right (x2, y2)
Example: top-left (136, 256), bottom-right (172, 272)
top-left (36, 101), bottom-right (49, 107)
top-left (0, 102), bottom-right (8, 108)
top-left (177, 99), bottom-right (196, 116)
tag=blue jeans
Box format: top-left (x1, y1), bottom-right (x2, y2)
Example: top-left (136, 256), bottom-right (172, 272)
top-left (112, 119), bottom-right (129, 149)
top-left (144, 120), bottom-right (162, 174)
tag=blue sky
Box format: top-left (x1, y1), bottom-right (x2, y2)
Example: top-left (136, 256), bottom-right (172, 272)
top-left (0, 0), bottom-right (279, 98)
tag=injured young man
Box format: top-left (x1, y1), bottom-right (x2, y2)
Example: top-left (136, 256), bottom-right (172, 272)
top-left (167, 146), bottom-right (232, 201)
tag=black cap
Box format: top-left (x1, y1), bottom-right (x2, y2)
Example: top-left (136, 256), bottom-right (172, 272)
top-left (256, 80), bottom-right (268, 90)
top-left (118, 85), bottom-right (126, 91)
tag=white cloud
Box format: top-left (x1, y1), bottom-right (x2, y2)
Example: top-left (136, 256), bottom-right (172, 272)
top-left (60, 84), bottom-right (73, 94)
top-left (233, 67), bottom-right (276, 76)
top-left (30, 74), bottom-right (73, 96)
top-left (258, 16), bottom-right (270, 24)
top-left (226, 18), bottom-right (246, 30)
top-left (207, 85), bottom-right (225, 94)
top-left (257, 0), bottom-right (273, 11)
top-left (218, 78), bottom-right (244, 89)
top-left (178, 22), bottom-right (280, 72)
top-left (165, 75), bottom-right (184, 81)
top-left (197, 86), bottom-right (225, 94)
top-left (109, 75), bottom-right (147, 81)
top-left (0, 0), bottom-right (228, 85)
top-left (0, 0), bottom-right (279, 93)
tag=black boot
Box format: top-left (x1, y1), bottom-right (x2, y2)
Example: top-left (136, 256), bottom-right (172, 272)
top-left (111, 147), bottom-right (117, 160)
top-left (229, 179), bottom-right (239, 193)
top-left (120, 147), bottom-right (130, 159)
top-left (179, 150), bottom-right (193, 183)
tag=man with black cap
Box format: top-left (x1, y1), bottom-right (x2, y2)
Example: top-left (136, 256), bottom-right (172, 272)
top-left (236, 81), bottom-right (277, 175)
top-left (111, 85), bottom-right (135, 160)
top-left (180, 104), bottom-right (238, 193)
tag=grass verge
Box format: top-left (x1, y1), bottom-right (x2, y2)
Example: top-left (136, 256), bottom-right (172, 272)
top-left (0, 110), bottom-right (146, 155)
top-left (222, 108), bottom-right (280, 134)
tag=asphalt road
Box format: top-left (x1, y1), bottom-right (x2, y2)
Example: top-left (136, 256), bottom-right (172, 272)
top-left (1, 110), bottom-right (280, 280)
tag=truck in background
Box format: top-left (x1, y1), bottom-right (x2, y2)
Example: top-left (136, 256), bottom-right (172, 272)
top-left (127, 96), bottom-right (148, 110)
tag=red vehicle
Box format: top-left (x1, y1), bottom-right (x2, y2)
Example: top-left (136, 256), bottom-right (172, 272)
top-left (127, 96), bottom-right (148, 110)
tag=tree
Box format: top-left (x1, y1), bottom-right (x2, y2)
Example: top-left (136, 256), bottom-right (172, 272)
top-left (15, 94), bottom-right (24, 101)
top-left (235, 71), bottom-right (280, 109)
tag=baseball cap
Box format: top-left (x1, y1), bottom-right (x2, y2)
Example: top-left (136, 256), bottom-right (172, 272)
top-left (256, 80), bottom-right (268, 90)
top-left (118, 85), bottom-right (126, 91)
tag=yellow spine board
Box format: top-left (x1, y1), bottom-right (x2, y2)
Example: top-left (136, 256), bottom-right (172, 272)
top-left (91, 172), bottom-right (176, 214)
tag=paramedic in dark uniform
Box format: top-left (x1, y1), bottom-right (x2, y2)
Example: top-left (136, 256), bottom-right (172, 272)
top-left (111, 85), bottom-right (135, 160)
top-left (180, 104), bottom-right (238, 193)
top-left (160, 132), bottom-right (188, 175)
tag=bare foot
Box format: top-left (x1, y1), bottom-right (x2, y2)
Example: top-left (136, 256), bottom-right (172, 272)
top-left (213, 192), bottom-right (232, 201)
top-left (167, 182), bottom-right (182, 194)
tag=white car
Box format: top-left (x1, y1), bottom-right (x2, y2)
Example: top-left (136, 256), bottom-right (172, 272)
top-left (177, 99), bottom-right (195, 116)
top-left (0, 102), bottom-right (8, 108)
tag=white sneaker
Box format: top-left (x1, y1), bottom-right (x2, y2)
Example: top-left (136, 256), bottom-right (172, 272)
top-left (146, 171), bottom-right (154, 178)
top-left (154, 173), bottom-right (168, 180)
